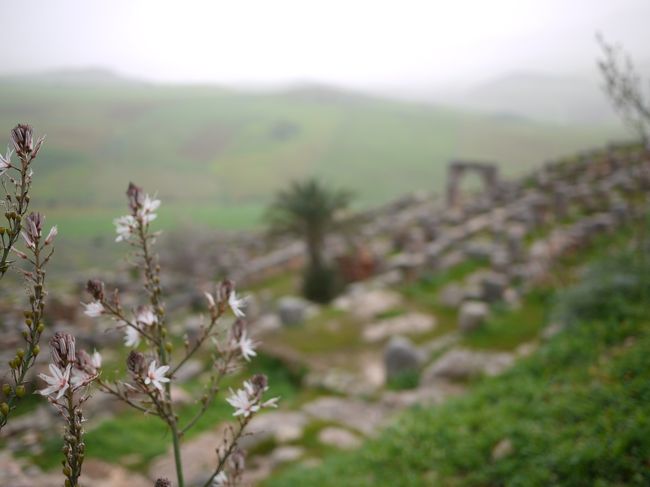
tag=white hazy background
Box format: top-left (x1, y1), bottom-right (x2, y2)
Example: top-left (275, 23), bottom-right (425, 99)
top-left (1, 0), bottom-right (648, 94)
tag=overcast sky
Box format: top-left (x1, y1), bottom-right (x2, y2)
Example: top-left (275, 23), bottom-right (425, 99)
top-left (1, 0), bottom-right (648, 92)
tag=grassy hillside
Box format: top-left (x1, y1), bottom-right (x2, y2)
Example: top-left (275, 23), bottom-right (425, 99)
top-left (0, 76), bottom-right (623, 244)
top-left (266, 246), bottom-right (650, 486)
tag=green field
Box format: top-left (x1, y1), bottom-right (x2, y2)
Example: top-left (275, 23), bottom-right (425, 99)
top-left (0, 79), bottom-right (623, 235)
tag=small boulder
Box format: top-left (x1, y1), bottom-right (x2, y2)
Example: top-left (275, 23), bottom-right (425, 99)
top-left (277, 296), bottom-right (309, 326)
top-left (318, 427), bottom-right (362, 450)
top-left (458, 301), bottom-right (489, 332)
top-left (383, 336), bottom-right (422, 382)
top-left (491, 438), bottom-right (514, 461)
top-left (481, 272), bottom-right (508, 303)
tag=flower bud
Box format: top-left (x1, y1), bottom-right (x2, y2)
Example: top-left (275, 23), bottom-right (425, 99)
top-left (231, 319), bottom-right (246, 342)
top-left (44, 225), bottom-right (58, 246)
top-left (33, 345), bottom-right (40, 356)
top-left (11, 124), bottom-right (34, 155)
top-left (15, 385), bottom-right (25, 398)
top-left (2, 384), bottom-right (11, 396)
top-left (250, 374), bottom-right (269, 399)
top-left (76, 349), bottom-right (97, 375)
top-left (50, 332), bottom-right (76, 368)
top-left (85, 279), bottom-right (105, 301)
top-left (37, 322), bottom-right (45, 333)
top-left (155, 479), bottom-right (172, 487)
top-left (0, 402), bottom-right (9, 416)
top-left (230, 447), bottom-right (246, 473)
top-left (126, 182), bottom-right (144, 213)
top-left (218, 279), bottom-right (235, 303)
top-left (127, 351), bottom-right (145, 376)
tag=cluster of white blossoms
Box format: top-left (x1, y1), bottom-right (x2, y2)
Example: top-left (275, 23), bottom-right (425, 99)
top-left (113, 186), bottom-right (160, 243)
top-left (37, 333), bottom-right (102, 401)
top-left (123, 306), bottom-right (157, 348)
top-left (205, 285), bottom-right (257, 362)
top-left (226, 375), bottom-right (279, 418)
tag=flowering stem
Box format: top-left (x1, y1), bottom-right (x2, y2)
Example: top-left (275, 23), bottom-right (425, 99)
top-left (170, 310), bottom-right (223, 378)
top-left (0, 233), bottom-right (47, 430)
top-left (0, 155), bottom-right (30, 278)
top-left (62, 389), bottom-right (84, 487)
top-left (96, 380), bottom-right (161, 416)
top-left (136, 219), bottom-right (185, 487)
top-left (201, 418), bottom-right (251, 487)
top-left (180, 350), bottom-right (235, 437)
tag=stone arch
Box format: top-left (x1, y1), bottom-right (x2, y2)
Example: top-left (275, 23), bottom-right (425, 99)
top-left (446, 161), bottom-right (499, 209)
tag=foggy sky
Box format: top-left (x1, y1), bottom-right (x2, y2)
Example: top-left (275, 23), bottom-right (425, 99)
top-left (1, 0), bottom-right (648, 93)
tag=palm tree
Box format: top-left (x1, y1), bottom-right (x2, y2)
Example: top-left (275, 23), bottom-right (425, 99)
top-left (267, 178), bottom-right (353, 301)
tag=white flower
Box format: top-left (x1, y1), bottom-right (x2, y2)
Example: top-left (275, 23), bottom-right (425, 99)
top-left (124, 326), bottom-right (141, 348)
top-left (70, 368), bottom-right (90, 389)
top-left (238, 331), bottom-right (257, 362)
top-left (0, 147), bottom-right (13, 175)
top-left (91, 350), bottom-right (102, 369)
top-left (37, 364), bottom-right (71, 400)
top-left (114, 215), bottom-right (136, 242)
top-left (212, 471), bottom-right (228, 486)
top-left (261, 397), bottom-right (280, 409)
top-left (136, 306), bottom-right (156, 326)
top-left (82, 301), bottom-right (104, 317)
top-left (226, 387), bottom-right (260, 418)
top-left (44, 226), bottom-right (58, 245)
top-left (204, 291), bottom-right (215, 309)
top-left (21, 230), bottom-right (35, 250)
top-left (139, 194), bottom-right (160, 223)
top-left (144, 361), bottom-right (170, 392)
top-left (228, 291), bottom-right (246, 318)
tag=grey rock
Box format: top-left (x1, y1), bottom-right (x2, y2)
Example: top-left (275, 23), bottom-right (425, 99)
top-left (421, 348), bottom-right (515, 382)
top-left (481, 272), bottom-right (508, 303)
top-left (318, 427), bottom-right (362, 450)
top-left (277, 296), bottom-right (309, 326)
top-left (458, 301), bottom-right (489, 332)
top-left (383, 336), bottom-right (422, 381)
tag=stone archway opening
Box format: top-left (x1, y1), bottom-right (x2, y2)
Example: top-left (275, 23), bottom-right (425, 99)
top-left (446, 161), bottom-right (499, 210)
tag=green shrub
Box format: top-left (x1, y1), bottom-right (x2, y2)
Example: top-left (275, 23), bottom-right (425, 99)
top-left (551, 249), bottom-right (650, 325)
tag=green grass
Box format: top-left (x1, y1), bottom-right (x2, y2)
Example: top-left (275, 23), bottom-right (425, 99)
top-left (265, 307), bottom-right (363, 355)
top-left (462, 289), bottom-right (550, 350)
top-left (265, 247), bottom-right (650, 487)
top-left (401, 258), bottom-right (487, 312)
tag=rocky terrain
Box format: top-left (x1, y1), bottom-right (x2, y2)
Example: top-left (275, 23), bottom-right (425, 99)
top-left (1, 142), bottom-right (648, 485)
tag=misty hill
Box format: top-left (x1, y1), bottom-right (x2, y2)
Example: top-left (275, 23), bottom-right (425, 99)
top-left (0, 73), bottom-right (624, 244)
top-left (451, 72), bottom-right (616, 125)
top-left (0, 68), bottom-right (141, 87)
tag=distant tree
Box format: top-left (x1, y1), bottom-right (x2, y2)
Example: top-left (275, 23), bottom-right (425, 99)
top-left (597, 34), bottom-right (650, 146)
top-left (267, 178), bottom-right (353, 302)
